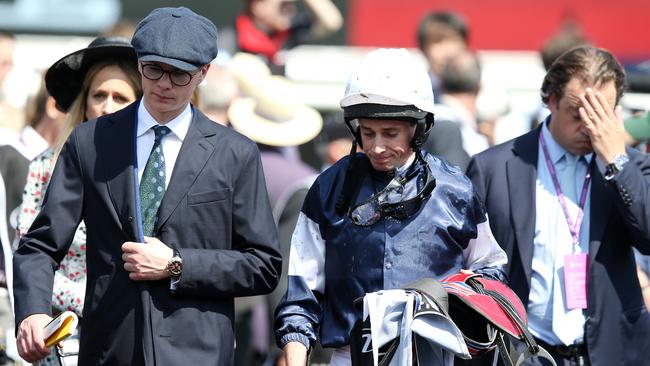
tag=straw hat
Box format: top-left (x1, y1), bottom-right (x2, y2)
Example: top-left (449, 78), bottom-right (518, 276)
top-left (228, 76), bottom-right (323, 146)
top-left (228, 52), bottom-right (271, 98)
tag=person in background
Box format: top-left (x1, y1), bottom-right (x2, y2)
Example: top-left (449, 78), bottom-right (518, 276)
top-left (0, 32), bottom-right (22, 136)
top-left (417, 11), bottom-right (468, 103)
top-left (467, 46), bottom-right (650, 366)
top-left (275, 48), bottom-right (506, 366)
top-left (16, 35), bottom-right (142, 366)
top-left (235, 0), bottom-right (342, 72)
top-left (227, 58), bottom-right (322, 365)
top-left (624, 111), bottom-right (650, 147)
top-left (436, 50), bottom-right (489, 157)
top-left (2, 77), bottom-right (67, 162)
top-left (199, 64), bottom-right (240, 126)
top-left (492, 24), bottom-right (589, 145)
top-left (315, 112), bottom-right (353, 170)
top-left (13, 7), bottom-right (281, 366)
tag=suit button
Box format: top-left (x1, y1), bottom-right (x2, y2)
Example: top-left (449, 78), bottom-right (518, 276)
top-left (385, 262), bottom-right (392, 270)
top-left (127, 216), bottom-right (133, 222)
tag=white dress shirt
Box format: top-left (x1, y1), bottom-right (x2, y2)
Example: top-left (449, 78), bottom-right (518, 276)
top-left (136, 102), bottom-right (192, 187)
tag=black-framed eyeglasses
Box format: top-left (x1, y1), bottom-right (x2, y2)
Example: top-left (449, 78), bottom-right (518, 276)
top-left (349, 159), bottom-right (436, 227)
top-left (141, 63), bottom-right (198, 87)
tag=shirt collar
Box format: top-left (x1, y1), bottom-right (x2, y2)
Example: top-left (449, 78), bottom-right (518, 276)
top-left (136, 100), bottom-right (192, 141)
top-left (542, 117), bottom-right (593, 164)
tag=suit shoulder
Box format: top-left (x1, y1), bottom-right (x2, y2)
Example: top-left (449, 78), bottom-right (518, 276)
top-left (192, 113), bottom-right (258, 151)
top-left (472, 129), bottom-right (538, 165)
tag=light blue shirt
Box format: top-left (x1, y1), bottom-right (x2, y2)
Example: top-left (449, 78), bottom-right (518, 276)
top-left (527, 121), bottom-right (593, 345)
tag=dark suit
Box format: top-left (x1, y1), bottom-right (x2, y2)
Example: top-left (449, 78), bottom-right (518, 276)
top-left (466, 126), bottom-right (650, 366)
top-left (423, 119), bottom-right (470, 171)
top-left (13, 102), bottom-right (282, 366)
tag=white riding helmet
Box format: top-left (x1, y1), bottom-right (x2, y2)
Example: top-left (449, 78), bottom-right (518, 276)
top-left (340, 48), bottom-right (435, 113)
top-left (340, 48), bottom-right (435, 150)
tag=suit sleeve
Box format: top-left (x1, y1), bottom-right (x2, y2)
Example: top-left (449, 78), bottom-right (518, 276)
top-left (13, 132), bottom-right (85, 328)
top-left (608, 148), bottom-right (650, 254)
top-left (173, 143), bottom-right (282, 298)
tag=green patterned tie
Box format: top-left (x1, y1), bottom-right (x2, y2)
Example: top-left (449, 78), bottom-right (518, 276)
top-left (140, 125), bottom-right (171, 237)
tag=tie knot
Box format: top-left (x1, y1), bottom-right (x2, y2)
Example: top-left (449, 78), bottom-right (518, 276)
top-left (152, 125), bottom-right (171, 142)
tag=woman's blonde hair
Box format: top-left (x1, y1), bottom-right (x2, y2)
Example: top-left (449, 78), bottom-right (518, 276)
top-left (53, 58), bottom-right (142, 159)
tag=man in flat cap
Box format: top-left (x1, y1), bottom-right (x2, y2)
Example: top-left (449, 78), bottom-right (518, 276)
top-left (13, 7), bottom-right (281, 366)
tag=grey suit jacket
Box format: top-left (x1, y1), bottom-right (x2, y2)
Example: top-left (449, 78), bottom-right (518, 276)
top-left (13, 101), bottom-right (282, 366)
top-left (466, 126), bottom-right (650, 366)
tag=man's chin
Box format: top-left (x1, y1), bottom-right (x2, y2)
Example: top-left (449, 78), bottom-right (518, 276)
top-left (369, 160), bottom-right (393, 172)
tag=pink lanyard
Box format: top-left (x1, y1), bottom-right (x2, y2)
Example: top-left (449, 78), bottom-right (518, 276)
top-left (539, 132), bottom-right (592, 248)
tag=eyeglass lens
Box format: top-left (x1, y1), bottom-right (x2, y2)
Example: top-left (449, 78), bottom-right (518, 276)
top-left (142, 64), bottom-right (193, 86)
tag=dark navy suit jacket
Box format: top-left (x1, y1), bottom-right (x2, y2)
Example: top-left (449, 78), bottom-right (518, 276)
top-left (13, 101), bottom-right (282, 366)
top-left (466, 126), bottom-right (650, 366)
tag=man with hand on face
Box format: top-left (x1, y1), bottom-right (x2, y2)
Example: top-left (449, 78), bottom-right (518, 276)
top-left (467, 46), bottom-right (650, 366)
top-left (13, 7), bottom-right (281, 366)
top-left (274, 48), bottom-right (507, 366)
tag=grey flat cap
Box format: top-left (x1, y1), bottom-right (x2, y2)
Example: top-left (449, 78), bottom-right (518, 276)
top-left (132, 7), bottom-right (218, 71)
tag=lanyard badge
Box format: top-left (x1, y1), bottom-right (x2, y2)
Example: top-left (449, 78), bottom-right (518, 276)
top-left (540, 132), bottom-right (590, 309)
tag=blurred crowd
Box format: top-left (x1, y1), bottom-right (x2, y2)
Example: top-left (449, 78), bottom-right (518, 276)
top-left (0, 1), bottom-right (649, 365)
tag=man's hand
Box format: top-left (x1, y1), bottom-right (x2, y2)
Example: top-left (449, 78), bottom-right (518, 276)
top-left (579, 88), bottom-right (626, 163)
top-left (283, 341), bottom-right (308, 366)
top-left (16, 313), bottom-right (52, 363)
top-left (122, 236), bottom-right (174, 281)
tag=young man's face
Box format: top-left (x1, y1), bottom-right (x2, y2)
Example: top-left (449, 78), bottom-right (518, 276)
top-left (548, 76), bottom-right (617, 155)
top-left (358, 118), bottom-right (415, 171)
top-left (140, 61), bottom-right (208, 123)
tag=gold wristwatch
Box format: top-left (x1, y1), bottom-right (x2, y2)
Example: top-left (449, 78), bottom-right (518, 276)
top-left (166, 251), bottom-right (183, 277)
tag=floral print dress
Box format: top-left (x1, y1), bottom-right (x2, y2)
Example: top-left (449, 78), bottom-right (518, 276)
top-left (16, 148), bottom-right (86, 366)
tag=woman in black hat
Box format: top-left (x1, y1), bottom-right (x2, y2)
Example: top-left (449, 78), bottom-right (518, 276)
top-left (15, 36), bottom-right (142, 366)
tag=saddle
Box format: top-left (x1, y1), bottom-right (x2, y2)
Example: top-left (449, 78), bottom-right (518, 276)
top-left (440, 272), bottom-right (556, 366)
top-left (350, 273), bottom-right (557, 366)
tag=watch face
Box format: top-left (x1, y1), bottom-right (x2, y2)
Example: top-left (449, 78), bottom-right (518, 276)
top-left (167, 259), bottom-right (182, 276)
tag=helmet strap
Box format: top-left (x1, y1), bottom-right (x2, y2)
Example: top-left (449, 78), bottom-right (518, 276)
top-left (335, 140), bottom-right (368, 216)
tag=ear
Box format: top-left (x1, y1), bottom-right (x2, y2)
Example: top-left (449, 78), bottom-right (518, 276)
top-left (199, 64), bottom-right (211, 83)
top-left (547, 93), bottom-right (559, 113)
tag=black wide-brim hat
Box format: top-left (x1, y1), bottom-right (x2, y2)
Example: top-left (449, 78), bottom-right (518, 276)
top-left (45, 36), bottom-right (137, 112)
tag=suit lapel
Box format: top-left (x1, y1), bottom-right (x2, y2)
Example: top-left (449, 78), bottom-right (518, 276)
top-left (103, 103), bottom-right (139, 241)
top-left (588, 162), bottom-right (612, 265)
top-left (155, 112), bottom-right (216, 231)
top-left (506, 128), bottom-right (541, 284)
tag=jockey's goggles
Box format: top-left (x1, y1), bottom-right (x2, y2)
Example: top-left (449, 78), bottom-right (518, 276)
top-left (349, 160), bottom-right (436, 227)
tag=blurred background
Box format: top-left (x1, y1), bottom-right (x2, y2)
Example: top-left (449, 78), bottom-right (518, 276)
top-left (2, 0), bottom-right (649, 116)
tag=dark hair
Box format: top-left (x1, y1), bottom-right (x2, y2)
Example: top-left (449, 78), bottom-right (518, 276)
top-left (541, 46), bottom-right (626, 106)
top-left (417, 11), bottom-right (468, 52)
top-left (540, 26), bottom-right (588, 71)
top-left (0, 31), bottom-right (14, 40)
top-left (441, 51), bottom-right (481, 94)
